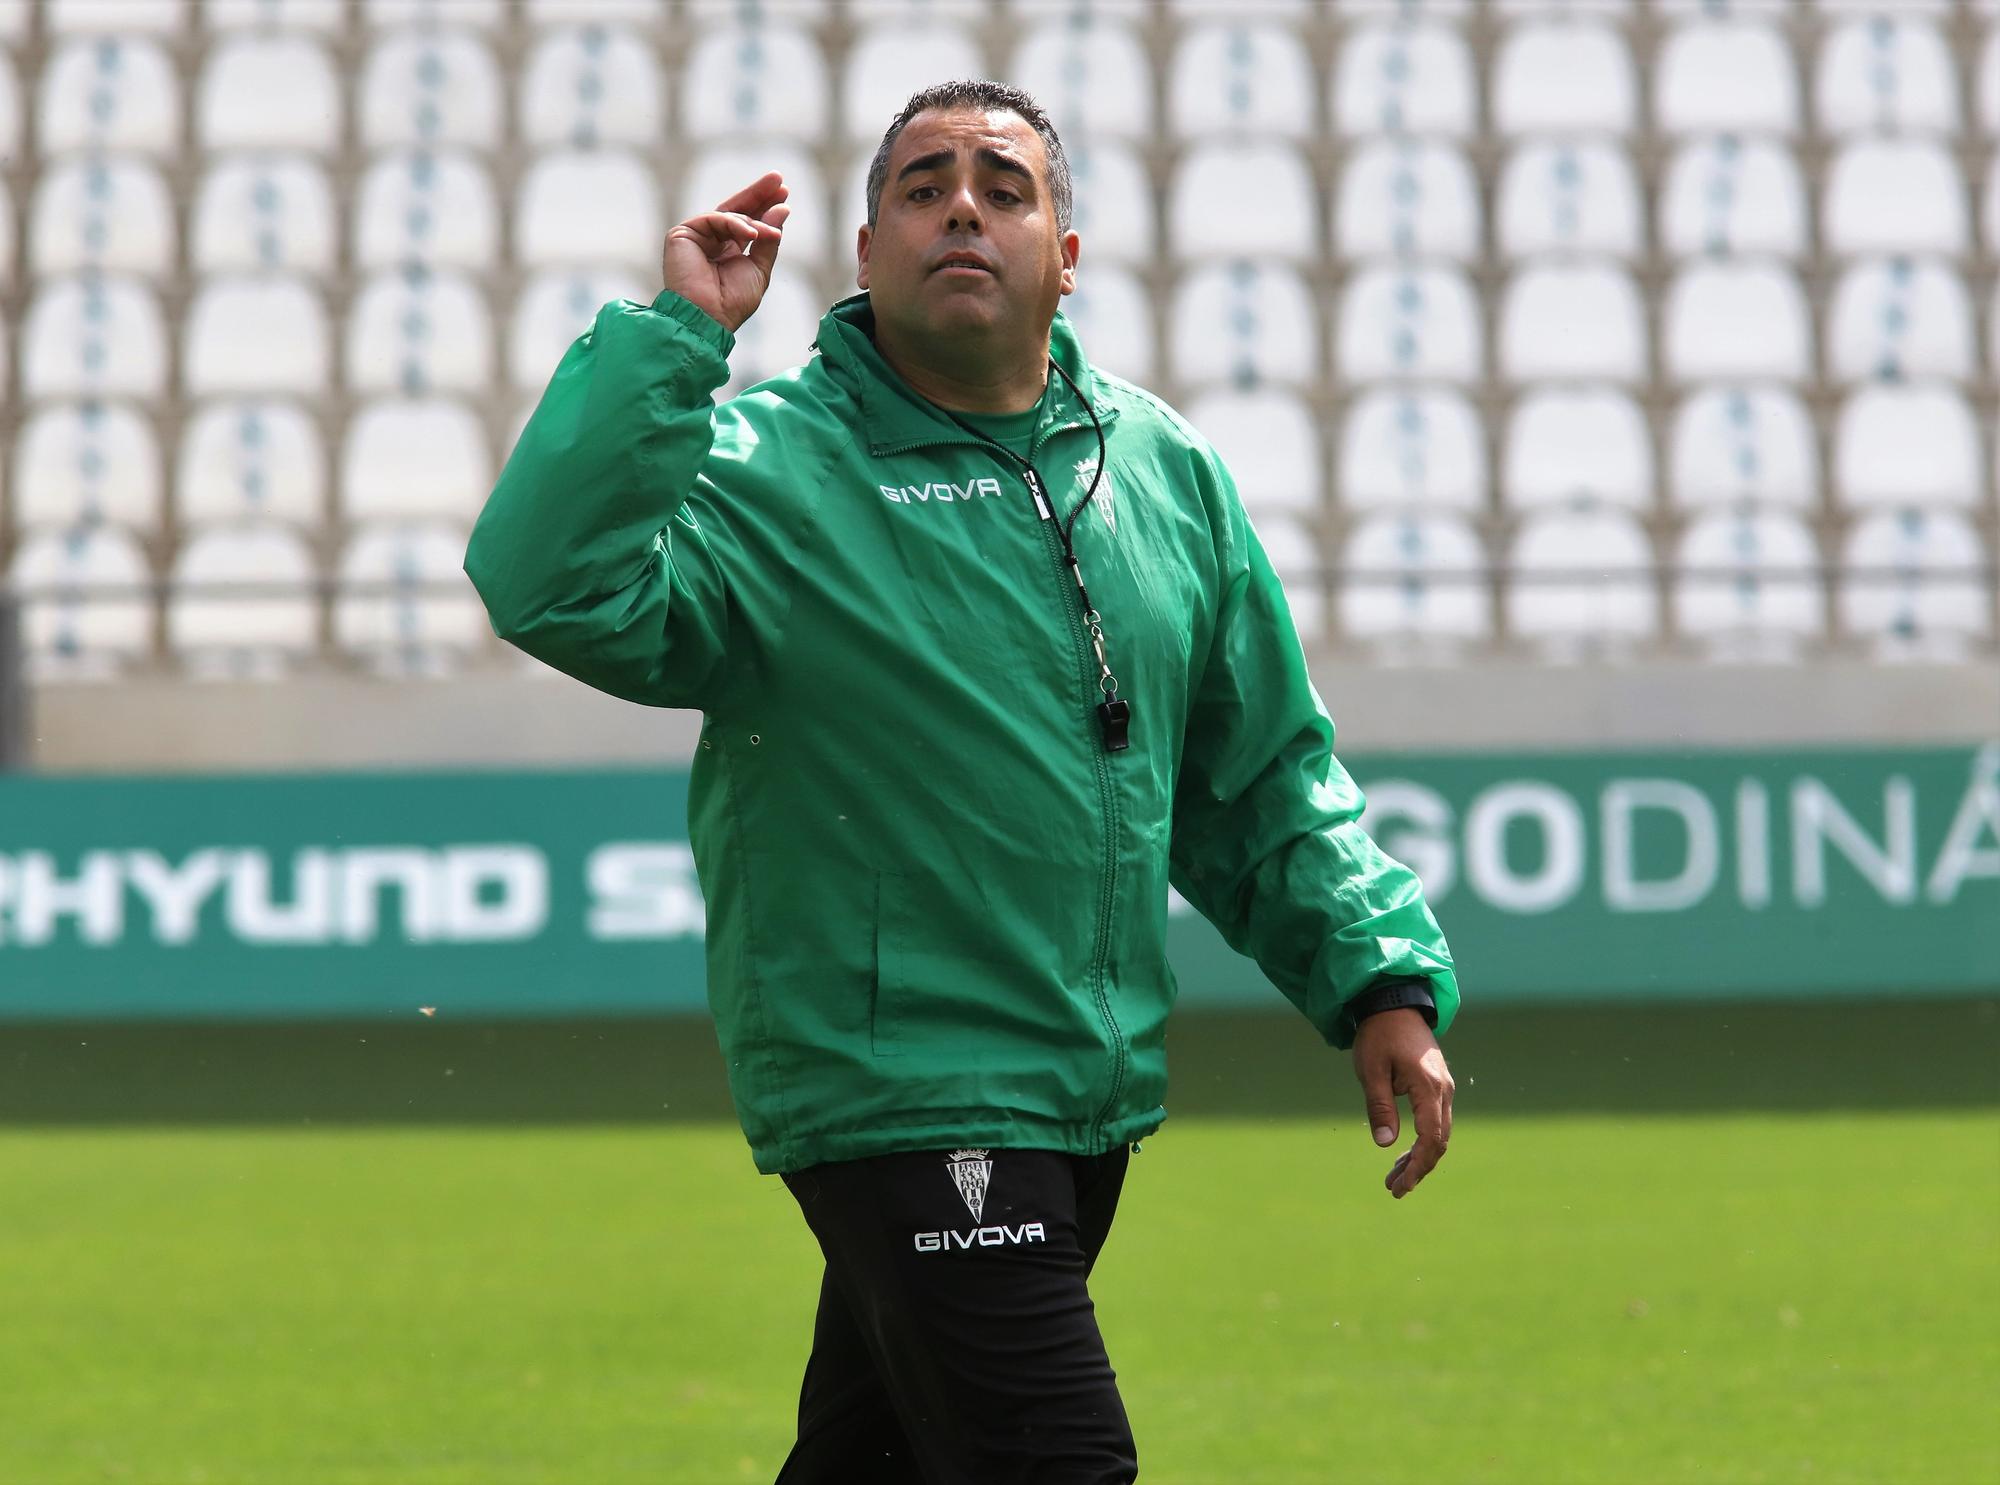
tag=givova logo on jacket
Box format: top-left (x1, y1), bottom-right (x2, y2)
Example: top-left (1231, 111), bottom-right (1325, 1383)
top-left (912, 1149), bottom-right (1049, 1253)
top-left (877, 475), bottom-right (1005, 505)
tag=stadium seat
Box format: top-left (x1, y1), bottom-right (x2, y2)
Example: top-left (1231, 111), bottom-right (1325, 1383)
top-left (184, 276), bottom-right (331, 398)
top-left (334, 520), bottom-right (490, 674)
top-left (1988, 157), bottom-right (2000, 261)
top-left (1502, 387), bottom-right (1654, 514)
top-left (1839, 510), bottom-right (1993, 659)
top-left (1335, 262), bottom-right (1484, 384)
top-left (683, 144), bottom-right (830, 270)
top-left (1333, 140), bottom-right (1480, 263)
top-left (1654, 21), bottom-right (1799, 134)
top-left (166, 524), bottom-right (320, 677)
top-left (1060, 268), bottom-right (1155, 387)
top-left (345, 268), bottom-right (494, 395)
top-left (1823, 140), bottom-right (1968, 257)
top-left (680, 22), bottom-right (829, 140)
top-left (29, 158), bottom-right (176, 278)
top-left (519, 25), bottom-right (666, 150)
top-left (189, 156), bottom-right (337, 275)
top-left (363, 0), bottom-right (504, 30)
top-left (515, 151), bottom-right (663, 272)
top-left (1826, 258), bottom-right (1975, 385)
top-left (1662, 261), bottom-right (1813, 383)
top-left (197, 36), bottom-right (341, 152)
top-left (1184, 390), bottom-right (1323, 512)
top-left (1169, 144), bottom-right (1315, 261)
top-left (1493, 0), bottom-right (1636, 15)
top-left (0, 53), bottom-right (17, 169)
top-left (1337, 387), bottom-right (1487, 514)
top-left (1672, 510), bottom-right (1827, 659)
top-left (1172, 0), bottom-right (1318, 17)
top-left (353, 149), bottom-right (500, 272)
top-left (1494, 139), bottom-right (1643, 260)
top-left (1653, 0), bottom-right (1795, 16)
top-left (1498, 262), bottom-right (1646, 383)
top-left (7, 524), bottom-right (156, 678)
top-left (847, 0), bottom-right (984, 20)
top-left (203, 0), bottom-right (346, 32)
top-left (39, 36), bottom-right (181, 158)
top-left (1491, 22), bottom-right (1637, 136)
top-left (1669, 386), bottom-right (1819, 512)
top-left (1167, 22), bottom-right (1314, 139)
top-left (47, 0), bottom-right (186, 33)
top-left (1657, 136), bottom-right (1809, 260)
top-left (1064, 140), bottom-right (1156, 268)
top-left (177, 400), bottom-right (327, 529)
top-left (1816, 17), bottom-right (1959, 135)
top-left (1981, 29), bottom-right (2000, 135)
top-left (22, 275), bottom-right (169, 399)
top-left (358, 29), bottom-right (504, 151)
top-left (0, 184), bottom-right (10, 286)
top-left (524, 0), bottom-right (664, 24)
top-left (341, 398), bottom-right (491, 523)
top-left (1505, 509), bottom-right (1660, 651)
top-left (842, 23), bottom-right (983, 140)
top-left (1338, 513), bottom-right (1492, 648)
top-left (1254, 514), bottom-right (1328, 638)
top-left (508, 268), bottom-right (651, 390)
top-left (720, 274), bottom-right (823, 397)
top-left (1331, 23), bottom-right (1476, 138)
top-left (1007, 14), bottom-right (1152, 141)
top-left (1169, 260), bottom-right (1318, 390)
top-left (0, 0), bottom-right (22, 37)
top-left (11, 402), bottom-right (163, 533)
top-left (1834, 385), bottom-right (1982, 511)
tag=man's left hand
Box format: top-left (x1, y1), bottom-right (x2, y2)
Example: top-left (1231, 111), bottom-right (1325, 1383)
top-left (1352, 1009), bottom-right (1454, 1200)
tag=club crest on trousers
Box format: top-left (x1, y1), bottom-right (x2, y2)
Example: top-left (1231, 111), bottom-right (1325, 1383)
top-left (946, 1149), bottom-right (993, 1222)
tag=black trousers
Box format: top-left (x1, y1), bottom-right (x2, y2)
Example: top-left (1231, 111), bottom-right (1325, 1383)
top-left (775, 1143), bottom-right (1138, 1485)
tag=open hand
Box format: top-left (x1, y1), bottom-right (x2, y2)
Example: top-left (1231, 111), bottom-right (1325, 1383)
top-left (1353, 1009), bottom-right (1454, 1199)
top-left (662, 171), bottom-right (791, 333)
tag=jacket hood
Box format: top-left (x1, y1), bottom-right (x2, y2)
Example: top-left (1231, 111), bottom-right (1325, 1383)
top-left (810, 291), bottom-right (1122, 456)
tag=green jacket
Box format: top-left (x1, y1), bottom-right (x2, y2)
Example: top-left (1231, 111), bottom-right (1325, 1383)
top-left (464, 287), bottom-right (1459, 1174)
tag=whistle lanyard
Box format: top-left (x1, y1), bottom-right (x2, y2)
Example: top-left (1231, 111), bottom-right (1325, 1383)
top-left (934, 359), bottom-right (1132, 753)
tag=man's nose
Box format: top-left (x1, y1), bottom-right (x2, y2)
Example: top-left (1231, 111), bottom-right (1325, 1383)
top-left (944, 182), bottom-right (982, 232)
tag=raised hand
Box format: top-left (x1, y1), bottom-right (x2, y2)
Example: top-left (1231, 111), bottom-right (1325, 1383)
top-left (662, 171), bottom-right (792, 334)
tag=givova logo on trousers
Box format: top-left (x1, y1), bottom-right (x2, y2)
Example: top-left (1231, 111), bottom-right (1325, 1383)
top-left (912, 1149), bottom-right (1049, 1253)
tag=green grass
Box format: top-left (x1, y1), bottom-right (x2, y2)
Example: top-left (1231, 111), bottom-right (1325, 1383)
top-left (2, 1113), bottom-right (1995, 1485)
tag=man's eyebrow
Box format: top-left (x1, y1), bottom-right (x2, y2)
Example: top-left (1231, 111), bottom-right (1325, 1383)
top-left (895, 146), bottom-right (1036, 186)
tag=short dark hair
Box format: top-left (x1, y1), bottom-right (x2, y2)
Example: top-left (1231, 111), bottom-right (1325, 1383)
top-left (864, 80), bottom-right (1074, 235)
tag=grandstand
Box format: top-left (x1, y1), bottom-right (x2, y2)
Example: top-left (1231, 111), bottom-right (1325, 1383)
top-left (0, 0), bottom-right (1996, 755)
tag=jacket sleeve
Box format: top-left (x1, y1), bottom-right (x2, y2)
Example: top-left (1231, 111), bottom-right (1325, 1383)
top-left (1167, 452), bottom-right (1460, 1052)
top-left (464, 289), bottom-right (759, 710)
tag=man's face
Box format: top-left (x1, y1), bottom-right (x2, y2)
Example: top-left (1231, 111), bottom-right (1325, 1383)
top-left (857, 107), bottom-right (1080, 347)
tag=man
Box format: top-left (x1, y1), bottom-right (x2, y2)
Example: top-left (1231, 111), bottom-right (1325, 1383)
top-left (467, 80), bottom-right (1458, 1485)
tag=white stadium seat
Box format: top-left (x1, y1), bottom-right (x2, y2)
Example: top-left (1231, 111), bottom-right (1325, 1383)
top-left (1669, 386), bottom-right (1819, 512)
top-left (0, 0), bottom-right (22, 36)
top-left (720, 274), bottom-right (822, 398)
top-left (1654, 0), bottom-right (1794, 16)
top-left (1184, 390), bottom-right (1322, 512)
top-left (1839, 511), bottom-right (1993, 659)
top-left (1988, 158), bottom-right (2000, 262)
top-left (1505, 509), bottom-right (1660, 650)
top-left (167, 524), bottom-right (319, 677)
top-left (1167, 22), bottom-right (1314, 139)
top-left (1172, 0), bottom-right (1319, 16)
top-left (190, 156), bottom-right (337, 275)
top-left (353, 150), bottom-right (500, 272)
top-left (1170, 260), bottom-right (1318, 390)
top-left (204, 0), bottom-right (346, 32)
top-left (680, 23), bottom-right (829, 140)
top-left (177, 400), bottom-right (327, 528)
top-left (1059, 269), bottom-right (1156, 387)
top-left (1658, 137), bottom-right (1808, 260)
top-left (508, 268), bottom-right (650, 390)
top-left (1065, 140), bottom-right (1156, 268)
top-left (1498, 262), bottom-right (1646, 383)
top-left (1336, 263), bottom-right (1484, 384)
top-left (1816, 17), bottom-right (1959, 136)
top-left (184, 276), bottom-right (331, 398)
top-left (519, 25), bottom-right (666, 150)
top-left (39, 36), bottom-right (181, 158)
top-left (1491, 22), bottom-right (1637, 136)
top-left (842, 24), bottom-right (982, 140)
top-left (48, 0), bottom-right (186, 33)
top-left (1339, 514), bottom-right (1492, 647)
top-left (1662, 261), bottom-right (1813, 383)
top-left (1334, 140), bottom-right (1480, 263)
top-left (29, 158), bottom-right (176, 278)
top-left (345, 269), bottom-right (494, 395)
top-left (342, 399), bottom-right (491, 523)
top-left (1331, 23), bottom-right (1477, 138)
top-left (1826, 258), bottom-right (1975, 385)
top-left (197, 36), bottom-right (342, 152)
top-left (1834, 385), bottom-right (1982, 511)
top-left (1169, 144), bottom-right (1315, 261)
top-left (22, 275), bottom-right (169, 399)
top-left (363, 0), bottom-right (505, 30)
top-left (1337, 387), bottom-right (1486, 514)
top-left (335, 521), bottom-right (490, 673)
top-left (1823, 140), bottom-right (1968, 257)
top-left (525, 0), bottom-right (664, 23)
top-left (516, 151), bottom-right (663, 271)
top-left (1673, 511), bottom-right (1826, 658)
top-left (0, 53), bottom-right (17, 169)
top-left (1981, 29), bottom-right (2000, 136)
top-left (359, 30), bottom-right (504, 151)
top-left (1008, 15), bottom-right (1153, 141)
top-left (1494, 139), bottom-right (1643, 260)
top-left (8, 526), bottom-right (155, 678)
top-left (1502, 387), bottom-right (1653, 514)
top-left (847, 0), bottom-right (984, 20)
top-left (0, 184), bottom-right (10, 286)
top-left (683, 144), bottom-right (829, 269)
top-left (11, 402), bottom-right (163, 533)
top-left (1654, 22), bottom-right (1799, 135)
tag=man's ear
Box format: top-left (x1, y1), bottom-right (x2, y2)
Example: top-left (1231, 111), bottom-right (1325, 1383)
top-left (856, 224), bottom-right (871, 290)
top-left (1058, 230), bottom-right (1080, 296)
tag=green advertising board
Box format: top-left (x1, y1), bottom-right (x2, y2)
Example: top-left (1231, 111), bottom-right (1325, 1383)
top-left (0, 745), bottom-right (1993, 1020)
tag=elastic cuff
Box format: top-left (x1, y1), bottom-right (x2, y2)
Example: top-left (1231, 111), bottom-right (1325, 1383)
top-left (650, 288), bottom-right (738, 360)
